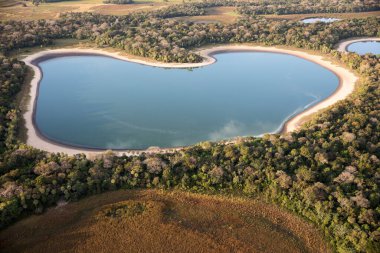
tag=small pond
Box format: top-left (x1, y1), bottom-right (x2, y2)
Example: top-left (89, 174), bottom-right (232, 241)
top-left (347, 41), bottom-right (380, 55)
top-left (301, 18), bottom-right (340, 24)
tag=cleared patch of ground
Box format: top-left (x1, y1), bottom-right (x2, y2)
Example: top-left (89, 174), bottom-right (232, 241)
top-left (0, 0), bottom-right (178, 20)
top-left (261, 11), bottom-right (380, 21)
top-left (0, 190), bottom-right (331, 253)
top-left (0, 0), bottom-right (26, 7)
top-left (2, 1), bottom-right (378, 22)
top-left (89, 2), bottom-right (167, 16)
top-left (173, 6), bottom-right (239, 24)
top-left (0, 3), bottom-right (76, 20)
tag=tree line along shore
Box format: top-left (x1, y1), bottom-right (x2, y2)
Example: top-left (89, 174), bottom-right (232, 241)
top-left (0, 1), bottom-right (379, 252)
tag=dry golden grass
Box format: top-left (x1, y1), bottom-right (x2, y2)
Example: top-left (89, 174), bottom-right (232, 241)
top-left (262, 11), bottom-right (380, 21)
top-left (1, 0), bottom-right (378, 22)
top-left (174, 6), bottom-right (239, 24)
top-left (0, 0), bottom-right (176, 20)
top-left (0, 0), bottom-right (25, 8)
top-left (89, 2), bottom-right (167, 16)
top-left (0, 2), bottom-right (238, 22)
top-left (0, 4), bottom-right (76, 20)
top-left (0, 190), bottom-right (332, 253)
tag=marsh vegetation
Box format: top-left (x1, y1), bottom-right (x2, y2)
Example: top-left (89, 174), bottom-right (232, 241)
top-left (0, 190), bottom-right (331, 253)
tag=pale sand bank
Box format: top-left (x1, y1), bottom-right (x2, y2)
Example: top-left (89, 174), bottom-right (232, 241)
top-left (22, 45), bottom-right (358, 156)
top-left (336, 37), bottom-right (380, 52)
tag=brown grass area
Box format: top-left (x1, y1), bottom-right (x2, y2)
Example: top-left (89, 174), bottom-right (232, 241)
top-left (0, 0), bottom-right (173, 21)
top-left (1, 0), bottom-right (378, 21)
top-left (0, 190), bottom-right (331, 253)
top-left (0, 0), bottom-right (25, 8)
top-left (0, 4), bottom-right (76, 20)
top-left (89, 2), bottom-right (167, 16)
top-left (262, 11), bottom-right (380, 21)
top-left (0, 3), bottom-right (236, 21)
top-left (173, 6), bottom-right (239, 24)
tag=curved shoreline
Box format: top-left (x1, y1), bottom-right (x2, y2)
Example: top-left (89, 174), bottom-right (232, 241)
top-left (22, 45), bottom-right (358, 156)
top-left (336, 37), bottom-right (380, 52)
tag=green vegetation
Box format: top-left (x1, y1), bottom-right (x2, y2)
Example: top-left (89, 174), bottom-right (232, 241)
top-left (98, 201), bottom-right (148, 218)
top-left (0, 0), bottom-right (379, 252)
top-left (1, 11), bottom-right (378, 62)
top-left (0, 57), bottom-right (27, 152)
top-left (235, 0), bottom-right (380, 16)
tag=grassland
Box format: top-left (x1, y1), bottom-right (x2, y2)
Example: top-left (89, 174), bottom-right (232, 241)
top-left (0, 190), bottom-right (331, 253)
top-left (0, 0), bottom-right (177, 20)
top-left (173, 6), bottom-right (239, 24)
top-left (0, 1), bottom-right (237, 21)
top-left (1, 0), bottom-right (379, 22)
top-left (261, 11), bottom-right (380, 21)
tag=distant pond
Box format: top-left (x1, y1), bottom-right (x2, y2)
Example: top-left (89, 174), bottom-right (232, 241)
top-left (347, 41), bottom-right (380, 55)
top-left (35, 52), bottom-right (339, 149)
top-left (301, 18), bottom-right (340, 24)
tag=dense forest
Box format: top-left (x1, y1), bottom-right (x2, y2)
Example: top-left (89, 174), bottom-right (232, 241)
top-left (0, 0), bottom-right (379, 252)
top-left (163, 0), bottom-right (380, 16)
top-left (1, 13), bottom-right (379, 62)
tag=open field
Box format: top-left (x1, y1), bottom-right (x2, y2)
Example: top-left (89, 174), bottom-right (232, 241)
top-left (0, 190), bottom-right (331, 253)
top-left (89, 2), bottom-right (167, 16)
top-left (1, 0), bottom-right (379, 21)
top-left (173, 6), bottom-right (239, 24)
top-left (0, 3), bottom-right (75, 19)
top-left (261, 11), bottom-right (380, 21)
top-left (0, 0), bottom-right (25, 7)
top-left (0, 0), bottom-right (177, 20)
top-left (0, 2), bottom-right (238, 21)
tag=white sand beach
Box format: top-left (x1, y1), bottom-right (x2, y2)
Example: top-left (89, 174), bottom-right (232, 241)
top-left (22, 45), bottom-right (358, 155)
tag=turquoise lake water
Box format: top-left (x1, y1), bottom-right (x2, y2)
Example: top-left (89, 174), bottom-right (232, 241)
top-left (347, 41), bottom-right (380, 55)
top-left (35, 52), bottom-right (339, 149)
top-left (301, 18), bottom-right (340, 24)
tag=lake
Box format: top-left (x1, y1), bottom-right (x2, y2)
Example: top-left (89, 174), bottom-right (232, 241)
top-left (301, 18), bottom-right (340, 24)
top-left (35, 52), bottom-right (339, 149)
top-left (347, 41), bottom-right (380, 55)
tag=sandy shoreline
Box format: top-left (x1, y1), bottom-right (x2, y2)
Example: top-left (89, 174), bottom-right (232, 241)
top-left (336, 37), bottom-right (380, 52)
top-left (22, 45), bottom-right (357, 156)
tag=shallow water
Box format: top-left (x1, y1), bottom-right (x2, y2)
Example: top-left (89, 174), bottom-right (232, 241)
top-left (301, 18), bottom-right (340, 24)
top-left (347, 41), bottom-right (380, 55)
top-left (35, 52), bottom-right (339, 149)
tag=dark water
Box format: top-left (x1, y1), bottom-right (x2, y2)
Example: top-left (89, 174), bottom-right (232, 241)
top-left (347, 41), bottom-right (380, 55)
top-left (35, 52), bottom-right (339, 149)
top-left (301, 18), bottom-right (340, 24)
